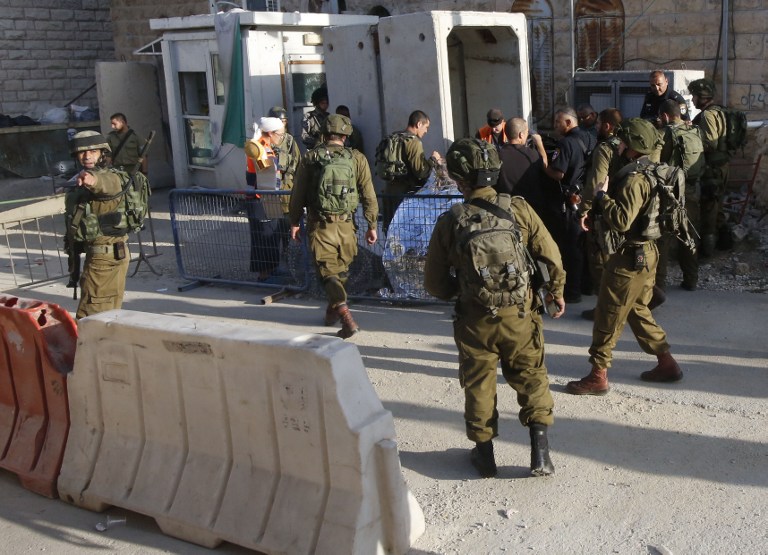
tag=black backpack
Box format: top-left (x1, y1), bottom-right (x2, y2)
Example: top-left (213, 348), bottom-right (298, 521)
top-left (639, 162), bottom-right (697, 254)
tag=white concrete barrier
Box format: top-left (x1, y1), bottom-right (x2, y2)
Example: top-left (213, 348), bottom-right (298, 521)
top-left (58, 310), bottom-right (424, 554)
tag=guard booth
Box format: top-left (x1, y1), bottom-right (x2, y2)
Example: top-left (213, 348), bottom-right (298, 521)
top-left (149, 11), bottom-right (378, 189)
top-left (151, 10), bottom-right (531, 190)
top-left (324, 11), bottom-right (532, 182)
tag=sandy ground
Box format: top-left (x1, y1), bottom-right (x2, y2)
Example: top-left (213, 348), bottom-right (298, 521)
top-left (1, 185), bottom-right (767, 554)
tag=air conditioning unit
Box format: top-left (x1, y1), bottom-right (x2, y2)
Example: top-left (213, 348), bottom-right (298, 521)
top-left (246, 0), bottom-right (281, 10)
top-left (571, 69), bottom-right (705, 120)
top-left (210, 0), bottom-right (281, 13)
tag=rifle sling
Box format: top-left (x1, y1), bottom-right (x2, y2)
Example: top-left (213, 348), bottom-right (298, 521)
top-left (110, 129), bottom-right (135, 162)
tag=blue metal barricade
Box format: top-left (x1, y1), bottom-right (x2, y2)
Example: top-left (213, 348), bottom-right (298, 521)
top-left (168, 188), bottom-right (463, 303)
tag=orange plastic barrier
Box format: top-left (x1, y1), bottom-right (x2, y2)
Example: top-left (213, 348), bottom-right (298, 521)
top-left (0, 295), bottom-right (77, 498)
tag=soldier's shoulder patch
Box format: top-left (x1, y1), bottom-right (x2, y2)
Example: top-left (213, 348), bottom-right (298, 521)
top-left (550, 148), bottom-right (561, 162)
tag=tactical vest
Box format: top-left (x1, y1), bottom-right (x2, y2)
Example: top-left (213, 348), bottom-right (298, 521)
top-left (65, 169), bottom-right (149, 243)
top-left (307, 146), bottom-right (359, 217)
top-left (451, 194), bottom-right (532, 316)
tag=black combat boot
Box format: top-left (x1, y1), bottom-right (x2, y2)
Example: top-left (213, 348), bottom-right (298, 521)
top-left (648, 285), bottom-right (667, 310)
top-left (336, 303), bottom-right (359, 339)
top-left (471, 440), bottom-right (497, 478)
top-left (529, 423), bottom-right (555, 477)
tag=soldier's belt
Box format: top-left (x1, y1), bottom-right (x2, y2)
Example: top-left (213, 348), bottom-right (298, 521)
top-left (88, 241), bottom-right (125, 255)
top-left (620, 241), bottom-right (650, 249)
top-left (318, 213), bottom-right (352, 223)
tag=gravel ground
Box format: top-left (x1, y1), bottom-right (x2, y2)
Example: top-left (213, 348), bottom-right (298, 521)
top-left (1, 181), bottom-right (767, 555)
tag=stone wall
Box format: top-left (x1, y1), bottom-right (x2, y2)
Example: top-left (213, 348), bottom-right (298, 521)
top-left (0, 0), bottom-right (114, 119)
top-left (282, 0), bottom-right (768, 123)
top-left (109, 1), bottom-right (209, 62)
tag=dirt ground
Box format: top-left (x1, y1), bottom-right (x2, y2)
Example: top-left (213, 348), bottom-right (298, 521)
top-left (1, 183), bottom-right (767, 554)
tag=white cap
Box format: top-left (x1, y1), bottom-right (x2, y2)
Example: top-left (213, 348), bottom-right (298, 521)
top-left (259, 116), bottom-right (283, 133)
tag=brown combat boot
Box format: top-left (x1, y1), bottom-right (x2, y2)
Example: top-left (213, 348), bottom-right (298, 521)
top-left (566, 367), bottom-right (609, 395)
top-left (641, 351), bottom-right (683, 382)
top-left (324, 303), bottom-right (340, 326)
top-left (336, 303), bottom-right (359, 339)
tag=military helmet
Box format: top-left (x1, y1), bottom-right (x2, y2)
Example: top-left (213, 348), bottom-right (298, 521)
top-left (446, 138), bottom-right (502, 187)
top-left (70, 130), bottom-right (111, 155)
top-left (268, 105), bottom-right (288, 120)
top-left (616, 118), bottom-right (658, 155)
top-left (688, 78), bottom-right (716, 98)
top-left (325, 114), bottom-right (352, 136)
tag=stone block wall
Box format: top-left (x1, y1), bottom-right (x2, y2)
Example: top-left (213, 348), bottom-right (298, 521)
top-left (282, 0), bottom-right (768, 124)
top-left (109, 1), bottom-right (209, 62)
top-left (0, 0), bottom-right (114, 119)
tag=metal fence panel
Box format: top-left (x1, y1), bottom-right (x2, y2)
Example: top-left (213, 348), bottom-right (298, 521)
top-left (1, 194), bottom-right (161, 292)
top-left (168, 188), bottom-right (464, 304)
top-left (169, 189), bottom-right (310, 292)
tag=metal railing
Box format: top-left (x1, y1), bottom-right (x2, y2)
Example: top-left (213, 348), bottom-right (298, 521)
top-left (169, 188), bottom-right (464, 303)
top-left (0, 194), bottom-right (160, 291)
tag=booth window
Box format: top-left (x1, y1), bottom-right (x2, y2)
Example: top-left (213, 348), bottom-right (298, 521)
top-left (211, 55), bottom-right (226, 105)
top-left (179, 71), bottom-right (214, 167)
top-left (292, 72), bottom-right (326, 104)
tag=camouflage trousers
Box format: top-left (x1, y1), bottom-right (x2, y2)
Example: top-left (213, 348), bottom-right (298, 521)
top-left (77, 236), bottom-right (130, 319)
top-left (699, 164), bottom-right (729, 237)
top-left (453, 304), bottom-right (554, 444)
top-left (307, 218), bottom-right (357, 307)
top-left (589, 241), bottom-right (671, 369)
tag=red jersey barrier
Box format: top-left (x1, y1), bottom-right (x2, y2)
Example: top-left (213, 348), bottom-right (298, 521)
top-left (0, 295), bottom-right (77, 498)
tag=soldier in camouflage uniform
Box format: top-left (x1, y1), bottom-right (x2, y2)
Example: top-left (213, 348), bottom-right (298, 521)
top-left (301, 86), bottom-right (329, 151)
top-left (289, 114), bottom-right (378, 338)
top-left (65, 131), bottom-right (132, 319)
top-left (579, 108), bottom-right (623, 320)
top-left (688, 78), bottom-right (729, 257)
top-left (424, 138), bottom-right (565, 478)
top-left (658, 99), bottom-right (705, 290)
top-left (107, 113), bottom-right (147, 173)
top-left (381, 110), bottom-right (443, 230)
top-left (566, 119), bottom-right (684, 396)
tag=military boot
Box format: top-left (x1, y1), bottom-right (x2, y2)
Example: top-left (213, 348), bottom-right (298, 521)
top-left (648, 285), bottom-right (667, 310)
top-left (580, 307), bottom-right (596, 321)
top-left (566, 367), bottom-right (609, 395)
top-left (324, 303), bottom-right (340, 326)
top-left (529, 423), bottom-right (555, 476)
top-left (336, 303), bottom-right (359, 339)
top-left (640, 351), bottom-right (683, 382)
top-left (470, 440), bottom-right (497, 478)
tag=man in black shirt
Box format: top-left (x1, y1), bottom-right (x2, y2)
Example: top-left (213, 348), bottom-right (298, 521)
top-left (496, 117), bottom-right (548, 216)
top-left (543, 107), bottom-right (596, 303)
top-left (640, 70), bottom-right (690, 127)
